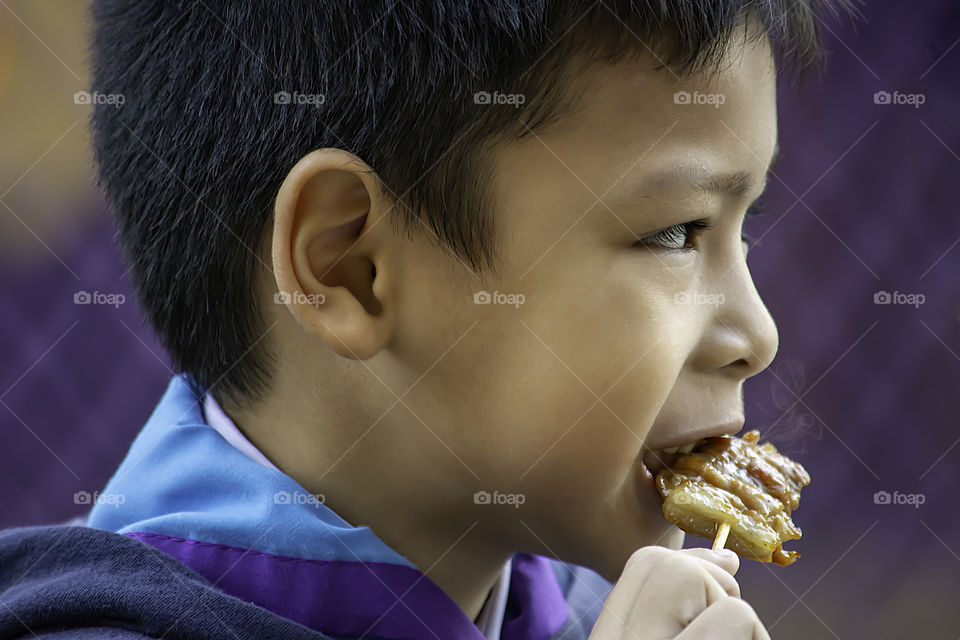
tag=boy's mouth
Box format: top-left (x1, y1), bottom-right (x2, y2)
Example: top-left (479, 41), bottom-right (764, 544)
top-left (641, 417), bottom-right (745, 478)
top-left (641, 440), bottom-right (702, 478)
top-left (636, 440), bottom-right (706, 512)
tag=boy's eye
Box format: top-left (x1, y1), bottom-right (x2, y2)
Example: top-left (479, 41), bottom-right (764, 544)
top-left (639, 219), bottom-right (713, 250)
top-left (637, 203), bottom-right (766, 251)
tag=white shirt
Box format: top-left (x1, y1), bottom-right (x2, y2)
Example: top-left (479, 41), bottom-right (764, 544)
top-left (201, 393), bottom-right (511, 639)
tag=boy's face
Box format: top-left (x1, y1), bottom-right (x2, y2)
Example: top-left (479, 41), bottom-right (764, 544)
top-left (387, 31), bottom-right (779, 580)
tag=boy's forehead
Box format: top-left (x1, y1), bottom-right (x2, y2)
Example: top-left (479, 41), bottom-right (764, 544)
top-left (507, 41), bottom-right (778, 205)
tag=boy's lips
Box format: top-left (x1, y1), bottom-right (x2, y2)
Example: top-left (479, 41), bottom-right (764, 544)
top-left (637, 418), bottom-right (745, 506)
top-left (641, 441), bottom-right (699, 478)
top-left (642, 417), bottom-right (746, 476)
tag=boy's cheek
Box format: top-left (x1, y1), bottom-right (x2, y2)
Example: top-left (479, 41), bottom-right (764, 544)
top-left (500, 402), bottom-right (649, 500)
top-left (456, 329), bottom-right (676, 467)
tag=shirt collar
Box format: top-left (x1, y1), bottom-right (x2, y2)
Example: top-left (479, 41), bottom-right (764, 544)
top-left (203, 389), bottom-right (513, 639)
top-left (87, 375), bottom-right (569, 640)
top-left (202, 391), bottom-right (279, 470)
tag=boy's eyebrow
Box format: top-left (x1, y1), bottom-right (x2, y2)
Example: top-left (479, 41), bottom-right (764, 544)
top-left (703, 141), bottom-right (780, 198)
top-left (638, 142), bottom-right (780, 202)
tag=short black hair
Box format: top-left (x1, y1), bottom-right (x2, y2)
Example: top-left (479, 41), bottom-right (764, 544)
top-left (88, 0), bottom-right (849, 409)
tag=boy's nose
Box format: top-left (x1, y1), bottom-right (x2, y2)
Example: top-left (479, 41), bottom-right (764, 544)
top-left (706, 264), bottom-right (779, 379)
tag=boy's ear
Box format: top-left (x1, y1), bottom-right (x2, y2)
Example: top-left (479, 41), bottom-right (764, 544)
top-left (272, 148), bottom-right (394, 360)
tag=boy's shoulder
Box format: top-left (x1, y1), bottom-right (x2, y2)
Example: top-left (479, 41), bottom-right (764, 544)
top-left (0, 524), bottom-right (335, 639)
top-left (0, 523), bottom-right (611, 640)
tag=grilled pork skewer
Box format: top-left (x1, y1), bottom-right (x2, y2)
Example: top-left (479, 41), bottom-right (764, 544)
top-left (655, 430), bottom-right (811, 566)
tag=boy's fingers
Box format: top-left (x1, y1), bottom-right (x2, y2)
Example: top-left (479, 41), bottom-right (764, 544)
top-left (592, 551), bottom-right (732, 639)
top-left (676, 597), bottom-right (771, 640)
top-left (593, 546), bottom-right (670, 629)
top-left (680, 547), bottom-right (740, 576)
top-left (677, 549), bottom-right (741, 598)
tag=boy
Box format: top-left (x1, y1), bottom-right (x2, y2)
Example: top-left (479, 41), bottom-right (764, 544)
top-left (0, 1), bottom-right (844, 638)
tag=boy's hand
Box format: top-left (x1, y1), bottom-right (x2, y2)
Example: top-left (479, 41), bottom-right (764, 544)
top-left (588, 546), bottom-right (770, 639)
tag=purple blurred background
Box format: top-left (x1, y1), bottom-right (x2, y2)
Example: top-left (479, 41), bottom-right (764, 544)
top-left (1, 2), bottom-right (958, 638)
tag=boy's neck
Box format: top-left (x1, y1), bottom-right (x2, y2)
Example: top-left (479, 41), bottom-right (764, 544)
top-left (224, 391), bottom-right (513, 623)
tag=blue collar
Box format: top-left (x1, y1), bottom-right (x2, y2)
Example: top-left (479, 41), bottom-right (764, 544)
top-left (87, 375), bottom-right (569, 640)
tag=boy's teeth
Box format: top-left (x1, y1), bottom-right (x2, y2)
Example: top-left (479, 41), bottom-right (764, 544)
top-left (678, 442), bottom-right (696, 454)
top-left (662, 446), bottom-right (680, 455)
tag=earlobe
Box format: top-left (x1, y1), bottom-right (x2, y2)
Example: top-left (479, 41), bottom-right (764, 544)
top-left (271, 149), bottom-right (393, 360)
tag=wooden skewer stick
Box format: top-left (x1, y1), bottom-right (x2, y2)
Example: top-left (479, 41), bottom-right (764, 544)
top-left (712, 522), bottom-right (731, 551)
